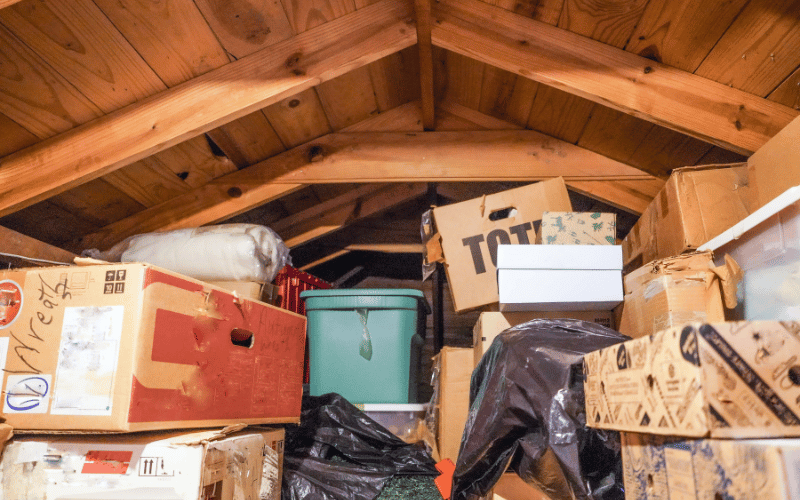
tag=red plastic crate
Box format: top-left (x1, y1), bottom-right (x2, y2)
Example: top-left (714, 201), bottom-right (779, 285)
top-left (274, 266), bottom-right (331, 384)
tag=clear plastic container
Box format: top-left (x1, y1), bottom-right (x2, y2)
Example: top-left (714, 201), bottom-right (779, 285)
top-left (700, 186), bottom-right (800, 320)
top-left (358, 403), bottom-right (428, 443)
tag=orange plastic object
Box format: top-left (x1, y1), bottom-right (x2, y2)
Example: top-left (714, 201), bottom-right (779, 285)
top-left (434, 458), bottom-right (456, 499)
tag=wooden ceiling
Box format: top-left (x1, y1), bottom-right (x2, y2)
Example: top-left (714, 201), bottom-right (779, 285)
top-left (0, 0), bottom-right (798, 274)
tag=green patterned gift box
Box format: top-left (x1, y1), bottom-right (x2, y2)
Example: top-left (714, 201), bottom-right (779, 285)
top-left (538, 211), bottom-right (616, 245)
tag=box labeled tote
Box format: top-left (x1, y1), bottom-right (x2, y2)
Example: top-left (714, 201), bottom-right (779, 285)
top-left (585, 321), bottom-right (800, 438)
top-left (431, 179), bottom-right (572, 312)
top-left (0, 262), bottom-right (306, 432)
top-left (496, 244), bottom-right (623, 312)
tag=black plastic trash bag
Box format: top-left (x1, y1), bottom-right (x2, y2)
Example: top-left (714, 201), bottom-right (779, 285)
top-left (283, 393), bottom-right (438, 500)
top-left (452, 319), bottom-right (628, 500)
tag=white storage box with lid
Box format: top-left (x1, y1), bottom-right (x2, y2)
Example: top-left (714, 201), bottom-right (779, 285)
top-left (497, 244), bottom-right (623, 312)
top-left (356, 403), bottom-right (428, 443)
top-left (700, 186), bottom-right (800, 320)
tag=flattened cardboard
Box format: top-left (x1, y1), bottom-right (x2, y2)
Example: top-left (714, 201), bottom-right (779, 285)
top-left (622, 433), bottom-right (800, 500)
top-left (622, 164), bottom-right (751, 270)
top-left (0, 263), bottom-right (306, 432)
top-left (585, 321), bottom-right (800, 438)
top-left (473, 311), bottom-right (615, 367)
top-left (432, 179), bottom-right (572, 312)
top-left (616, 252), bottom-right (739, 339)
top-left (0, 427), bottom-right (284, 500)
top-left (749, 115), bottom-right (800, 210)
top-left (490, 473), bottom-right (551, 500)
top-left (437, 347), bottom-right (473, 463)
top-left (496, 245), bottom-right (623, 312)
top-left (538, 211), bottom-right (616, 245)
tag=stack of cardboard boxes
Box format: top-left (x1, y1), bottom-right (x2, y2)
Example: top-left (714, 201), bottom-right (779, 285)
top-left (0, 262), bottom-right (306, 499)
top-left (427, 178), bottom-right (625, 498)
top-left (583, 116), bottom-right (800, 500)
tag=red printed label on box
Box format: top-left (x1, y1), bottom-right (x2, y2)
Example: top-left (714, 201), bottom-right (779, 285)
top-left (82, 450), bottom-right (133, 474)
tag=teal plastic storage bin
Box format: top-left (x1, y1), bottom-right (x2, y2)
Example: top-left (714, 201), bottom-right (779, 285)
top-left (300, 289), bottom-right (430, 404)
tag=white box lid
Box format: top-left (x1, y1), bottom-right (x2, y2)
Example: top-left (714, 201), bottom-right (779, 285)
top-left (496, 244), bottom-right (622, 270)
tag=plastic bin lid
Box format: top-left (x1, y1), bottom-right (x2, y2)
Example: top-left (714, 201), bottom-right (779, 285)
top-left (300, 288), bottom-right (431, 314)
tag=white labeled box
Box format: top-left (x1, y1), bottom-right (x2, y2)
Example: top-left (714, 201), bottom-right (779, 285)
top-left (496, 244), bottom-right (623, 312)
top-left (0, 426), bottom-right (285, 500)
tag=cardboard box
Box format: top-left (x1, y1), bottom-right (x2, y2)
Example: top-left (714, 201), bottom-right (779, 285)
top-left (0, 426), bottom-right (284, 500)
top-left (490, 473), bottom-right (552, 500)
top-left (617, 252), bottom-right (740, 339)
top-left (0, 262), bottom-right (306, 432)
top-left (436, 347), bottom-right (473, 463)
top-left (621, 432), bottom-right (800, 500)
top-left (431, 179), bottom-right (572, 312)
top-left (621, 164), bottom-right (752, 271)
top-left (749, 115), bottom-right (800, 210)
top-left (473, 311), bottom-right (615, 367)
top-left (585, 321), bottom-right (800, 438)
top-left (496, 244), bottom-right (623, 312)
top-left (537, 211), bottom-right (616, 245)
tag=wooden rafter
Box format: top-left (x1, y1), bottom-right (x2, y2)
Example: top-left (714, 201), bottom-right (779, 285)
top-left (0, 1), bottom-right (23, 11)
top-left (431, 0), bottom-right (799, 155)
top-left (0, 0), bottom-right (415, 217)
top-left (271, 183), bottom-right (427, 247)
top-left (414, 0), bottom-right (436, 130)
top-left (0, 225), bottom-right (76, 264)
top-left (74, 129), bottom-right (659, 252)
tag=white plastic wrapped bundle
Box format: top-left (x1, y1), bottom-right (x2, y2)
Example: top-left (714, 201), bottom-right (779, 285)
top-left (83, 224), bottom-right (290, 283)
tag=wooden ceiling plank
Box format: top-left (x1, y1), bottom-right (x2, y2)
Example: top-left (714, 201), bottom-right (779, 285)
top-left (367, 47), bottom-right (421, 112)
top-left (484, 0), bottom-right (564, 26)
top-left (205, 112), bottom-right (287, 168)
top-left (193, 0), bottom-right (294, 59)
top-left (566, 179), bottom-right (663, 215)
top-left (695, 0), bottom-right (800, 97)
top-left (0, 24), bottom-right (102, 139)
top-left (103, 161), bottom-right (192, 208)
top-left (0, 0), bottom-right (166, 112)
top-left (526, 85), bottom-right (594, 144)
top-left (0, 0), bottom-right (416, 217)
top-left (342, 100), bottom-right (424, 132)
top-left (273, 183), bottom-right (427, 247)
top-left (0, 112), bottom-right (37, 157)
top-left (478, 66), bottom-right (538, 127)
top-left (143, 136), bottom-right (238, 188)
top-left (48, 178), bottom-right (145, 228)
top-left (316, 67), bottom-right (380, 130)
top-left (414, 0), bottom-right (436, 130)
top-left (769, 65), bottom-right (800, 111)
top-left (263, 88), bottom-right (334, 148)
top-left (0, 225), bottom-right (76, 264)
top-left (282, 0), bottom-right (357, 34)
top-left (625, 0), bottom-right (749, 71)
top-left (93, 0), bottom-right (230, 88)
top-left (431, 0), bottom-right (799, 155)
top-left (558, 0), bottom-right (649, 48)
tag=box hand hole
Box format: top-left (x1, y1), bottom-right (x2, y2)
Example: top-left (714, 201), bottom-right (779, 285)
top-left (231, 328), bottom-right (254, 348)
top-left (488, 207), bottom-right (517, 221)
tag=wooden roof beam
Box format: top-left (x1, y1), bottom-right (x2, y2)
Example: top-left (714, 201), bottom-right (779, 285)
top-left (0, 0), bottom-right (416, 217)
top-left (431, 0), bottom-right (799, 155)
top-left (0, 225), bottom-right (77, 265)
top-left (271, 183), bottom-right (428, 248)
top-left (414, 0), bottom-right (436, 130)
top-left (74, 129), bottom-right (660, 252)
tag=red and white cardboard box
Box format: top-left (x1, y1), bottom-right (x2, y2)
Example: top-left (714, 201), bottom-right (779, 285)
top-left (0, 262), bottom-right (306, 432)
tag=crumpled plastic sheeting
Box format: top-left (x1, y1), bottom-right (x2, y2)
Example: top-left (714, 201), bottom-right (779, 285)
top-left (82, 224), bottom-right (290, 283)
top-left (452, 319), bottom-right (629, 500)
top-left (283, 394), bottom-right (438, 500)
